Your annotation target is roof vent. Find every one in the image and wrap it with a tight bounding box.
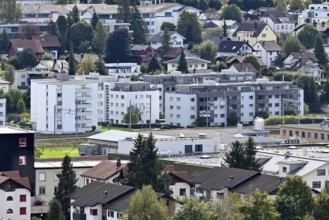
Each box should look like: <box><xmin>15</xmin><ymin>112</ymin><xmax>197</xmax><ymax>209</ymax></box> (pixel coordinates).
<box><xmin>229</xmin><ymin>176</ymin><xmax>234</xmax><ymax>181</ymax></box>
<box><xmin>103</xmin><ymin>190</ymin><xmax>108</xmax><ymax>197</ymax></box>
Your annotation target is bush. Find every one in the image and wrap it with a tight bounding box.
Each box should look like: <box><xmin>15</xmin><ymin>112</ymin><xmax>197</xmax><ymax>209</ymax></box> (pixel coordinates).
<box><xmin>265</xmin><ymin>116</ymin><xmax>322</xmax><ymax>125</ymax></box>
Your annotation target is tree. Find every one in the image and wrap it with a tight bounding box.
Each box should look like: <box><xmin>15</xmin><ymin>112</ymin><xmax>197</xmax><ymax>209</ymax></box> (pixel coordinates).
<box><xmin>161</xmin><ymin>22</ymin><xmax>176</xmax><ymax>31</ymax></box>
<box><xmin>223</xmin><ymin>19</ymin><xmax>227</xmax><ymax>37</ymax></box>
<box><xmin>105</xmin><ymin>29</ymin><xmax>131</xmax><ymax>63</ymax></box>
<box><xmin>124</xmin><ymin>185</ymin><xmax>169</xmax><ymax>220</ymax></box>
<box><xmin>47</xmin><ymin>199</ymin><xmax>65</xmax><ymax>220</ymax></box>
<box><xmin>123</xmin><ymin>105</ymin><xmax>141</xmax><ymax>125</ymax></box>
<box><xmin>209</xmin><ymin>193</ymin><xmax>244</xmax><ymax>220</ymax></box>
<box><xmin>297</xmin><ymin>24</ymin><xmax>320</xmax><ymax>49</ymax></box>
<box><xmin>55</xmin><ymin>155</ymin><xmax>78</xmax><ymax>220</ymax></box>
<box><xmin>77</xmin><ymin>56</ymin><xmax>95</xmax><ymax>75</ymax></box>
<box><xmin>209</xmin><ymin>0</ymin><xmax>222</xmax><ymax>10</ymax></box>
<box><xmin>192</xmin><ymin>116</ymin><xmax>207</xmax><ymax>127</ymax></box>
<box><xmin>69</xmin><ymin>21</ymin><xmax>93</xmax><ymax>52</ymax></box>
<box><xmin>174</xmin><ymin>199</ymin><xmax>218</xmax><ymax>220</ymax></box>
<box><xmin>289</xmin><ymin>0</ymin><xmax>304</xmax><ymax>11</ymax></box>
<box><xmin>313</xmin><ymin>190</ymin><xmax>329</xmax><ymax>220</ymax></box>
<box><xmin>116</xmin><ymin>0</ymin><xmax>130</xmax><ymax>23</ymax></box>
<box><xmin>47</xmin><ymin>21</ymin><xmax>58</xmax><ymax>36</ymax></box>
<box><xmin>19</xmin><ymin>48</ymin><xmax>38</xmax><ymax>68</ymax></box>
<box><xmin>215</xmin><ymin>62</ymin><xmax>228</xmax><ymax>72</ymax></box>
<box><xmin>195</xmin><ymin>40</ymin><xmax>217</xmax><ymax>63</ymax></box>
<box><xmin>242</xmin><ymin>54</ymin><xmax>261</xmax><ymax>70</ymax></box>
<box><xmin>3</xmin><ymin>92</ymin><xmax>13</xmax><ymax>113</ymax></box>
<box><xmin>125</xmin><ymin>134</ymin><xmax>170</xmax><ymax>194</ymax></box>
<box><xmin>244</xmin><ymin>137</ymin><xmax>262</xmax><ymax>171</ymax></box>
<box><xmin>16</xmin><ymin>98</ymin><xmax>26</xmax><ymax>114</ymax></box>
<box><xmin>90</xmin><ymin>9</ymin><xmax>99</xmax><ymax>29</ymax></box>
<box><xmin>177</xmin><ymin>50</ymin><xmax>188</xmax><ymax>73</ymax></box>
<box><xmin>56</xmin><ymin>15</ymin><xmax>67</xmax><ymax>52</ymax></box>
<box><xmin>95</xmin><ymin>57</ymin><xmax>107</xmax><ymax>75</ymax></box>
<box><xmin>276</xmin><ymin>0</ymin><xmax>287</xmax><ymax>11</ymax></box>
<box><xmin>70</xmin><ymin>5</ymin><xmax>80</xmax><ymax>23</ymax></box>
<box><xmin>0</xmin><ymin>0</ymin><xmax>22</xmax><ymax>23</ymax></box>
<box><xmin>314</xmin><ymin>34</ymin><xmax>328</xmax><ymax>66</ymax></box>
<box><xmin>0</xmin><ymin>29</ymin><xmax>9</xmax><ymax>52</ymax></box>
<box><xmin>20</xmin><ymin>24</ymin><xmax>40</xmax><ymax>39</ymax></box>
<box><xmin>224</xmin><ymin>140</ymin><xmax>245</xmax><ymax>169</ymax></box>
<box><xmin>227</xmin><ymin>112</ymin><xmax>239</xmax><ymax>126</ymax></box>
<box><xmin>296</xmin><ymin>74</ymin><xmax>318</xmax><ymax>104</ymax></box>
<box><xmin>130</xmin><ymin>3</ymin><xmax>148</xmax><ymax>44</ymax></box>
<box><xmin>273</xmin><ymin>52</ymin><xmax>284</xmax><ymax>68</ymax></box>
<box><xmin>92</xmin><ymin>22</ymin><xmax>107</xmax><ymax>55</ymax></box>
<box><xmin>199</xmin><ymin>0</ymin><xmax>208</xmax><ymax>11</ymax></box>
<box><xmin>240</xmin><ymin>191</ymin><xmax>280</xmax><ymax>220</ymax></box>
<box><xmin>147</xmin><ymin>56</ymin><xmax>162</xmax><ymax>73</ymax></box>
<box><xmin>275</xmin><ymin>176</ymin><xmax>314</xmax><ymax>220</ymax></box>
<box><xmin>161</xmin><ymin>29</ymin><xmax>172</xmax><ymax>55</ymax></box>
<box><xmin>176</xmin><ymin>11</ymin><xmax>202</xmax><ymax>44</ymax></box>
<box><xmin>68</xmin><ymin>42</ymin><xmax>76</xmax><ymax>75</ymax></box>
<box><xmin>282</xmin><ymin>36</ymin><xmax>304</xmax><ymax>55</ymax></box>
<box><xmin>3</xmin><ymin>64</ymin><xmax>15</xmax><ymax>85</ymax></box>
<box><xmin>221</xmin><ymin>5</ymin><xmax>243</xmax><ymax>23</ymax></box>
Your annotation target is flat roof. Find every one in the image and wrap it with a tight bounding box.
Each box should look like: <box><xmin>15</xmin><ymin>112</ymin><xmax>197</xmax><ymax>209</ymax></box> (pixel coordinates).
<box><xmin>0</xmin><ymin>127</ymin><xmax>34</xmax><ymax>134</ymax></box>
<box><xmin>35</xmin><ymin>160</ymin><xmax>102</xmax><ymax>169</ymax></box>
<box><xmin>279</xmin><ymin>124</ymin><xmax>329</xmax><ymax>131</ymax></box>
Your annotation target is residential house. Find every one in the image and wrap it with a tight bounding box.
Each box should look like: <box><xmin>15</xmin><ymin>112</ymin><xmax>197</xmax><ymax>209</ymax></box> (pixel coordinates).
<box><xmin>31</xmin><ymin>35</ymin><xmax>61</xmax><ymax>59</ymax></box>
<box><xmin>253</xmin><ymin>41</ymin><xmax>281</xmax><ymax>67</ymax></box>
<box><xmin>161</xmin><ymin>47</ymin><xmax>193</xmax><ymax>62</ymax></box>
<box><xmin>0</xmin><ymin>79</ymin><xmax>11</xmax><ymax>93</ymax></box>
<box><xmin>217</xmin><ymin>40</ymin><xmax>253</xmax><ymax>60</ymax></box>
<box><xmin>225</xmin><ymin>56</ymin><xmax>266</xmax><ymax>69</ymax></box>
<box><xmin>164</xmin><ymin>57</ymin><xmax>211</xmax><ymax>73</ymax></box>
<box><xmin>13</xmin><ymin>70</ymin><xmax>54</xmax><ymax>92</ymax></box>
<box><xmin>283</xmin><ymin>51</ymin><xmax>323</xmax><ymax>83</ymax></box>
<box><xmin>0</xmin><ymin>171</ymin><xmax>32</xmax><ymax>220</ymax></box>
<box><xmin>68</xmin><ymin>181</ymin><xmax>176</xmax><ymax>220</ymax></box>
<box><xmin>81</xmin><ymin>160</ymin><xmax>127</xmax><ymax>186</ymax></box>
<box><xmin>6</xmin><ymin>39</ymin><xmax>45</xmax><ymax>57</ymax></box>
<box><xmin>33</xmin><ymin>59</ymin><xmax>69</xmax><ymax>73</ymax></box>
<box><xmin>131</xmin><ymin>45</ymin><xmax>159</xmax><ymax>65</ymax></box>
<box><xmin>204</xmin><ymin>20</ymin><xmax>240</xmax><ymax>36</ymax></box>
<box><xmin>150</xmin><ymin>31</ymin><xmax>185</xmax><ymax>49</ymax></box>
<box><xmin>190</xmin><ymin>167</ymin><xmax>285</xmax><ymax>200</ymax></box>
<box><xmin>0</xmin><ymin>98</ymin><xmax>6</xmax><ymax>127</ymax></box>
<box><xmin>299</xmin><ymin>2</ymin><xmax>329</xmax><ymax>25</ymax></box>
<box><xmin>229</xmin><ymin>63</ymin><xmax>259</xmax><ymax>74</ymax></box>
<box><xmin>232</xmin><ymin>21</ymin><xmax>277</xmax><ymax>46</ymax></box>
<box><xmin>105</xmin><ymin>63</ymin><xmax>141</xmax><ymax>78</ymax></box>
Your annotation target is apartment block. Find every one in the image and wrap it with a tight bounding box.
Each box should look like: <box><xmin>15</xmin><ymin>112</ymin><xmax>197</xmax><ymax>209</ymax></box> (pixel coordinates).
<box><xmin>0</xmin><ymin>98</ymin><xmax>6</xmax><ymax>127</ymax></box>
<box><xmin>300</xmin><ymin>2</ymin><xmax>329</xmax><ymax>25</ymax></box>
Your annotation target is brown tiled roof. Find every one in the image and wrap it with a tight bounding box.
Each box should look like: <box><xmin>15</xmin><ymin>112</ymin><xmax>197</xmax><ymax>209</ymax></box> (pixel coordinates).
<box><xmin>0</xmin><ymin>171</ymin><xmax>32</xmax><ymax>191</ymax></box>
<box><xmin>81</xmin><ymin>160</ymin><xmax>127</xmax><ymax>180</ymax></box>
<box><xmin>0</xmin><ymin>171</ymin><xmax>21</xmax><ymax>178</ymax></box>
<box><xmin>10</xmin><ymin>39</ymin><xmax>44</xmax><ymax>54</ymax></box>
<box><xmin>32</xmin><ymin>35</ymin><xmax>61</xmax><ymax>48</ymax></box>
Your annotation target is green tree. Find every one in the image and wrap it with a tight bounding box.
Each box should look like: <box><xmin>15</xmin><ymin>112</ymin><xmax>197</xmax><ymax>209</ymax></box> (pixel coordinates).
<box><xmin>3</xmin><ymin>92</ymin><xmax>13</xmax><ymax>113</ymax></box>
<box><xmin>209</xmin><ymin>193</ymin><xmax>244</xmax><ymax>220</ymax></box>
<box><xmin>54</xmin><ymin>155</ymin><xmax>78</xmax><ymax>220</ymax></box>
<box><xmin>47</xmin><ymin>199</ymin><xmax>65</xmax><ymax>220</ymax></box>
<box><xmin>313</xmin><ymin>189</ymin><xmax>329</xmax><ymax>220</ymax></box>
<box><xmin>0</xmin><ymin>0</ymin><xmax>22</xmax><ymax>23</ymax></box>
<box><xmin>125</xmin><ymin>134</ymin><xmax>170</xmax><ymax>194</ymax></box>
<box><xmin>161</xmin><ymin>29</ymin><xmax>172</xmax><ymax>55</ymax></box>
<box><xmin>297</xmin><ymin>24</ymin><xmax>320</xmax><ymax>49</ymax></box>
<box><xmin>130</xmin><ymin>3</ymin><xmax>148</xmax><ymax>44</ymax></box>
<box><xmin>273</xmin><ymin>52</ymin><xmax>284</xmax><ymax>68</ymax></box>
<box><xmin>314</xmin><ymin>34</ymin><xmax>328</xmax><ymax>66</ymax></box>
<box><xmin>16</xmin><ymin>98</ymin><xmax>25</xmax><ymax>114</ymax></box>
<box><xmin>192</xmin><ymin>116</ymin><xmax>207</xmax><ymax>127</ymax></box>
<box><xmin>147</xmin><ymin>56</ymin><xmax>162</xmax><ymax>73</ymax></box>
<box><xmin>19</xmin><ymin>48</ymin><xmax>38</xmax><ymax>68</ymax></box>
<box><xmin>215</xmin><ymin>62</ymin><xmax>228</xmax><ymax>72</ymax></box>
<box><xmin>177</xmin><ymin>50</ymin><xmax>188</xmax><ymax>73</ymax></box>
<box><xmin>56</xmin><ymin>15</ymin><xmax>67</xmax><ymax>52</ymax></box>
<box><xmin>296</xmin><ymin>74</ymin><xmax>318</xmax><ymax>104</ymax></box>
<box><xmin>221</xmin><ymin>4</ymin><xmax>243</xmax><ymax>23</ymax></box>
<box><xmin>244</xmin><ymin>137</ymin><xmax>262</xmax><ymax>171</ymax></box>
<box><xmin>161</xmin><ymin>22</ymin><xmax>176</xmax><ymax>31</ymax></box>
<box><xmin>209</xmin><ymin>0</ymin><xmax>222</xmax><ymax>10</ymax></box>
<box><xmin>68</xmin><ymin>42</ymin><xmax>76</xmax><ymax>75</ymax></box>
<box><xmin>276</xmin><ymin>0</ymin><xmax>287</xmax><ymax>11</ymax></box>
<box><xmin>0</xmin><ymin>29</ymin><xmax>9</xmax><ymax>52</ymax></box>
<box><xmin>69</xmin><ymin>21</ymin><xmax>93</xmax><ymax>52</ymax></box>
<box><xmin>92</xmin><ymin>21</ymin><xmax>107</xmax><ymax>55</ymax></box>
<box><xmin>275</xmin><ymin>176</ymin><xmax>314</xmax><ymax>220</ymax></box>
<box><xmin>70</xmin><ymin>5</ymin><xmax>80</xmax><ymax>23</ymax></box>
<box><xmin>242</xmin><ymin>54</ymin><xmax>261</xmax><ymax>70</ymax></box>
<box><xmin>199</xmin><ymin>0</ymin><xmax>208</xmax><ymax>11</ymax></box>
<box><xmin>289</xmin><ymin>0</ymin><xmax>304</xmax><ymax>11</ymax></box>
<box><xmin>123</xmin><ymin>105</ymin><xmax>141</xmax><ymax>125</ymax></box>
<box><xmin>241</xmin><ymin>191</ymin><xmax>280</xmax><ymax>220</ymax></box>
<box><xmin>105</xmin><ymin>29</ymin><xmax>131</xmax><ymax>63</ymax></box>
<box><xmin>283</xmin><ymin>36</ymin><xmax>304</xmax><ymax>55</ymax></box>
<box><xmin>195</xmin><ymin>40</ymin><xmax>218</xmax><ymax>63</ymax></box>
<box><xmin>3</xmin><ymin>64</ymin><xmax>15</xmax><ymax>85</ymax></box>
<box><xmin>21</xmin><ymin>24</ymin><xmax>40</xmax><ymax>40</ymax></box>
<box><xmin>47</xmin><ymin>21</ymin><xmax>58</xmax><ymax>36</ymax></box>
<box><xmin>320</xmin><ymin>82</ymin><xmax>329</xmax><ymax>103</ymax></box>
<box><xmin>227</xmin><ymin>111</ymin><xmax>239</xmax><ymax>126</ymax></box>
<box><xmin>223</xmin><ymin>19</ymin><xmax>227</xmax><ymax>37</ymax></box>
<box><xmin>174</xmin><ymin>199</ymin><xmax>218</xmax><ymax>220</ymax></box>
<box><xmin>77</xmin><ymin>56</ymin><xmax>95</xmax><ymax>75</ymax></box>
<box><xmin>124</xmin><ymin>185</ymin><xmax>169</xmax><ymax>220</ymax></box>
<box><xmin>116</xmin><ymin>0</ymin><xmax>130</xmax><ymax>23</ymax></box>
<box><xmin>90</xmin><ymin>9</ymin><xmax>99</xmax><ymax>29</ymax></box>
<box><xmin>224</xmin><ymin>140</ymin><xmax>245</xmax><ymax>169</ymax></box>
<box><xmin>95</xmin><ymin>57</ymin><xmax>107</xmax><ymax>75</ymax></box>
<box><xmin>176</xmin><ymin>11</ymin><xmax>202</xmax><ymax>44</ymax></box>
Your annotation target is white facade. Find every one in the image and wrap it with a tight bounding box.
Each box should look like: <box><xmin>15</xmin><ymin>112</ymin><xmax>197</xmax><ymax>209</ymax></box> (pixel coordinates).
<box><xmin>253</xmin><ymin>42</ymin><xmax>280</xmax><ymax>67</ymax></box>
<box><xmin>31</xmin><ymin>77</ymin><xmax>102</xmax><ymax>134</ymax></box>
<box><xmin>170</xmin><ymin>182</ymin><xmax>191</xmax><ymax>200</ymax></box>
<box><xmin>216</xmin><ymin>43</ymin><xmax>253</xmax><ymax>59</ymax></box>
<box><xmin>151</xmin><ymin>31</ymin><xmax>185</xmax><ymax>49</ymax></box>
<box><xmin>0</xmin><ymin>187</ymin><xmax>31</xmax><ymax>220</ymax></box>
<box><xmin>17</xmin><ymin>0</ymin><xmax>53</xmax><ymax>6</ymax></box>
<box><xmin>260</xmin><ymin>17</ymin><xmax>295</xmax><ymax>34</ymax></box>
<box><xmin>165</xmin><ymin>57</ymin><xmax>210</xmax><ymax>73</ymax></box>
<box><xmin>0</xmin><ymin>98</ymin><xmax>6</xmax><ymax>127</ymax></box>
<box><xmin>107</xmin><ymin>89</ymin><xmax>159</xmax><ymax>125</ymax></box>
<box><xmin>300</xmin><ymin>2</ymin><xmax>329</xmax><ymax>25</ymax></box>
<box><xmin>105</xmin><ymin>63</ymin><xmax>141</xmax><ymax>78</ymax></box>
<box><xmin>71</xmin><ymin>202</ymin><xmax>103</xmax><ymax>220</ymax></box>
<box><xmin>240</xmin><ymin>92</ymin><xmax>256</xmax><ymax>123</ymax></box>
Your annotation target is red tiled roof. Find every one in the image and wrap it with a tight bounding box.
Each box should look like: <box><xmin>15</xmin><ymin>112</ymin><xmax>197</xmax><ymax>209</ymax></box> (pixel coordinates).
<box><xmin>10</xmin><ymin>39</ymin><xmax>44</xmax><ymax>54</ymax></box>
<box><xmin>0</xmin><ymin>171</ymin><xmax>32</xmax><ymax>191</ymax></box>
<box><xmin>0</xmin><ymin>170</ymin><xmax>21</xmax><ymax>178</ymax></box>
<box><xmin>32</xmin><ymin>35</ymin><xmax>61</xmax><ymax>48</ymax></box>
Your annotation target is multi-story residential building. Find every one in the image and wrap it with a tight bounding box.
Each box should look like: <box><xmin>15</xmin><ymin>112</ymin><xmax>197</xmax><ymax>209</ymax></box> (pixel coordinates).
<box><xmin>105</xmin><ymin>63</ymin><xmax>141</xmax><ymax>78</ymax></box>
<box><xmin>0</xmin><ymin>128</ymin><xmax>35</xmax><ymax>193</ymax></box>
<box><xmin>0</xmin><ymin>171</ymin><xmax>32</xmax><ymax>220</ymax></box>
<box><xmin>31</xmin><ymin>74</ymin><xmax>103</xmax><ymax>134</ymax></box>
<box><xmin>0</xmin><ymin>23</ymin><xmax>48</xmax><ymax>39</ymax></box>
<box><xmin>253</xmin><ymin>41</ymin><xmax>281</xmax><ymax>67</ymax></box>
<box><xmin>13</xmin><ymin>70</ymin><xmax>54</xmax><ymax>92</ymax></box>
<box><xmin>300</xmin><ymin>2</ymin><xmax>329</xmax><ymax>25</ymax></box>
<box><xmin>0</xmin><ymin>98</ymin><xmax>6</xmax><ymax>127</ymax></box>
<box><xmin>105</xmin><ymin>81</ymin><xmax>159</xmax><ymax>125</ymax></box>
<box><xmin>17</xmin><ymin>0</ymin><xmax>53</xmax><ymax>6</ymax></box>
<box><xmin>165</xmin><ymin>78</ymin><xmax>304</xmax><ymax>127</ymax></box>
<box><xmin>257</xmin><ymin>9</ymin><xmax>296</xmax><ymax>34</ymax></box>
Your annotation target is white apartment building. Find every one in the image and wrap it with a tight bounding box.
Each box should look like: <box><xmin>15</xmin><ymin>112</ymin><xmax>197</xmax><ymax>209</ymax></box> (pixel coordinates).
<box><xmin>31</xmin><ymin>74</ymin><xmax>102</xmax><ymax>134</ymax></box>
<box><xmin>105</xmin><ymin>63</ymin><xmax>141</xmax><ymax>78</ymax></box>
<box><xmin>300</xmin><ymin>2</ymin><xmax>329</xmax><ymax>25</ymax></box>
<box><xmin>0</xmin><ymin>98</ymin><xmax>6</xmax><ymax>128</ymax></box>
<box><xmin>106</xmin><ymin>81</ymin><xmax>159</xmax><ymax>125</ymax></box>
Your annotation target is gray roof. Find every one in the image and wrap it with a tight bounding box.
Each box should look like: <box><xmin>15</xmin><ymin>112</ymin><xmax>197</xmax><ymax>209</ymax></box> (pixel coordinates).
<box><xmin>255</xmin><ymin>41</ymin><xmax>281</xmax><ymax>52</ymax></box>
<box><xmin>131</xmin><ymin>45</ymin><xmax>150</xmax><ymax>51</ymax></box>
<box><xmin>151</xmin><ymin>31</ymin><xmax>185</xmax><ymax>43</ymax></box>
<box><xmin>233</xmin><ymin>21</ymin><xmax>268</xmax><ymax>37</ymax></box>
<box><xmin>230</xmin><ymin>63</ymin><xmax>258</xmax><ymax>73</ymax></box>
<box><xmin>218</xmin><ymin>40</ymin><xmax>252</xmax><ymax>53</ymax></box>
<box><xmin>164</xmin><ymin>56</ymin><xmax>211</xmax><ymax>64</ymax></box>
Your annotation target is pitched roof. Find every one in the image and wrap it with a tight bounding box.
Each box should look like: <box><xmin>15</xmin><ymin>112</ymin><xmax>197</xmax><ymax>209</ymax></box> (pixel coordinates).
<box><xmin>230</xmin><ymin>63</ymin><xmax>258</xmax><ymax>73</ymax></box>
<box><xmin>164</xmin><ymin>56</ymin><xmax>211</xmax><ymax>64</ymax></box>
<box><xmin>32</xmin><ymin>35</ymin><xmax>61</xmax><ymax>48</ymax></box>
<box><xmin>151</xmin><ymin>31</ymin><xmax>185</xmax><ymax>43</ymax></box>
<box><xmin>0</xmin><ymin>171</ymin><xmax>32</xmax><ymax>191</ymax></box>
<box><xmin>9</xmin><ymin>39</ymin><xmax>44</xmax><ymax>54</ymax></box>
<box><xmin>162</xmin><ymin>47</ymin><xmax>193</xmax><ymax>60</ymax></box>
<box><xmin>81</xmin><ymin>160</ymin><xmax>127</xmax><ymax>180</ymax></box>
<box><xmin>131</xmin><ymin>45</ymin><xmax>150</xmax><ymax>51</ymax></box>
<box><xmin>233</xmin><ymin>21</ymin><xmax>268</xmax><ymax>37</ymax></box>
<box><xmin>218</xmin><ymin>40</ymin><xmax>251</xmax><ymax>53</ymax></box>
<box><xmin>190</xmin><ymin>167</ymin><xmax>259</xmax><ymax>191</ymax></box>
<box><xmin>255</xmin><ymin>41</ymin><xmax>281</xmax><ymax>51</ymax></box>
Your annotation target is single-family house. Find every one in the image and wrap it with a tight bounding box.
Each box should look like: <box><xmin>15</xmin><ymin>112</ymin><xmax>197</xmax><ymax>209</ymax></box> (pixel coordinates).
<box><xmin>33</xmin><ymin>59</ymin><xmax>69</xmax><ymax>73</ymax></box>
<box><xmin>229</xmin><ymin>63</ymin><xmax>259</xmax><ymax>74</ymax></box>
<box><xmin>6</xmin><ymin>39</ymin><xmax>44</xmax><ymax>57</ymax></box>
<box><xmin>0</xmin><ymin>79</ymin><xmax>11</xmax><ymax>92</ymax></box>
<box><xmin>151</xmin><ymin>31</ymin><xmax>185</xmax><ymax>49</ymax></box>
<box><xmin>131</xmin><ymin>45</ymin><xmax>159</xmax><ymax>65</ymax></box>
<box><xmin>31</xmin><ymin>35</ymin><xmax>61</xmax><ymax>59</ymax></box>
<box><xmin>161</xmin><ymin>47</ymin><xmax>193</xmax><ymax>61</ymax></box>
<box><xmin>232</xmin><ymin>21</ymin><xmax>277</xmax><ymax>46</ymax></box>
<box><xmin>253</xmin><ymin>41</ymin><xmax>281</xmax><ymax>67</ymax></box>
<box><xmin>164</xmin><ymin>57</ymin><xmax>211</xmax><ymax>73</ymax></box>
<box><xmin>204</xmin><ymin>20</ymin><xmax>240</xmax><ymax>36</ymax></box>
<box><xmin>217</xmin><ymin>40</ymin><xmax>253</xmax><ymax>60</ymax></box>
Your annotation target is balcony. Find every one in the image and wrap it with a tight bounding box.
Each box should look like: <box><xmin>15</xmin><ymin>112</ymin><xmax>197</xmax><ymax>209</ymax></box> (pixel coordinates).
<box><xmin>76</xmin><ymin>87</ymin><xmax>92</xmax><ymax>93</ymax></box>
<box><xmin>73</xmin><ymin>212</ymin><xmax>86</xmax><ymax>220</ymax></box>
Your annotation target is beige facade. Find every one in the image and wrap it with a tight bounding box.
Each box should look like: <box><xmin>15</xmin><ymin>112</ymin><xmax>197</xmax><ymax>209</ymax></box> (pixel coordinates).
<box><xmin>279</xmin><ymin>124</ymin><xmax>329</xmax><ymax>143</ymax></box>
<box><xmin>235</xmin><ymin>25</ymin><xmax>277</xmax><ymax>46</ymax></box>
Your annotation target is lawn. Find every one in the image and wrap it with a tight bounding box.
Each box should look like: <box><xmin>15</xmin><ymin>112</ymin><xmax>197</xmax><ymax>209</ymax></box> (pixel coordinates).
<box><xmin>39</xmin><ymin>147</ymin><xmax>80</xmax><ymax>158</ymax></box>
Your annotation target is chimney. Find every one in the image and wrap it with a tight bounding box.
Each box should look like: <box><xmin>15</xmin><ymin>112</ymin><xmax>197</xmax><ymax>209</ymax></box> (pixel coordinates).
<box><xmin>116</xmin><ymin>159</ymin><xmax>121</xmax><ymax>168</ymax></box>
<box><xmin>52</xmin><ymin>58</ymin><xmax>57</xmax><ymax>71</ymax></box>
<box><xmin>254</xmin><ymin>21</ymin><xmax>257</xmax><ymax>28</ymax></box>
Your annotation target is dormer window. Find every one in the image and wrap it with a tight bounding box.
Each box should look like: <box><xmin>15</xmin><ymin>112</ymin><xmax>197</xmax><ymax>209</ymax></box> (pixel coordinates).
<box><xmin>282</xmin><ymin>167</ymin><xmax>287</xmax><ymax>173</ymax></box>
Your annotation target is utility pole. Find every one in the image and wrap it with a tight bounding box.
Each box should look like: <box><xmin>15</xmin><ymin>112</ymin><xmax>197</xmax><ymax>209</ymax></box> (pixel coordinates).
<box><xmin>75</xmin><ymin>98</ymin><xmax>78</xmax><ymax>147</ymax></box>
<box><xmin>53</xmin><ymin>105</ymin><xmax>56</xmax><ymax>134</ymax></box>
<box><xmin>149</xmin><ymin>95</ymin><xmax>151</xmax><ymax>130</ymax></box>
<box><xmin>129</xmin><ymin>100</ymin><xmax>132</xmax><ymax>131</ymax></box>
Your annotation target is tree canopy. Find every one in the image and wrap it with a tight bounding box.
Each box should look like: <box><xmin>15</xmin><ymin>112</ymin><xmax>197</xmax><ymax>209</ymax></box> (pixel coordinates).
<box><xmin>195</xmin><ymin>40</ymin><xmax>218</xmax><ymax>63</ymax></box>
<box><xmin>69</xmin><ymin>21</ymin><xmax>93</xmax><ymax>52</ymax></box>
<box><xmin>221</xmin><ymin>4</ymin><xmax>243</xmax><ymax>23</ymax></box>
<box><xmin>282</xmin><ymin>36</ymin><xmax>304</xmax><ymax>55</ymax></box>
<box><xmin>0</xmin><ymin>0</ymin><xmax>22</xmax><ymax>23</ymax></box>
<box><xmin>297</xmin><ymin>24</ymin><xmax>320</xmax><ymax>49</ymax></box>
<box><xmin>242</xmin><ymin>54</ymin><xmax>261</xmax><ymax>70</ymax></box>
<box><xmin>105</xmin><ymin>29</ymin><xmax>131</xmax><ymax>63</ymax></box>
<box><xmin>77</xmin><ymin>56</ymin><xmax>95</xmax><ymax>75</ymax></box>
<box><xmin>47</xmin><ymin>199</ymin><xmax>65</xmax><ymax>220</ymax></box>
<box><xmin>176</xmin><ymin>11</ymin><xmax>202</xmax><ymax>44</ymax></box>
<box><xmin>92</xmin><ymin>21</ymin><xmax>107</xmax><ymax>55</ymax></box>
<box><xmin>314</xmin><ymin>34</ymin><xmax>328</xmax><ymax>66</ymax></box>
<box><xmin>177</xmin><ymin>50</ymin><xmax>188</xmax><ymax>73</ymax></box>
<box><xmin>123</xmin><ymin>105</ymin><xmax>141</xmax><ymax>125</ymax></box>
<box><xmin>174</xmin><ymin>199</ymin><xmax>218</xmax><ymax>220</ymax></box>
<box><xmin>147</xmin><ymin>56</ymin><xmax>162</xmax><ymax>73</ymax></box>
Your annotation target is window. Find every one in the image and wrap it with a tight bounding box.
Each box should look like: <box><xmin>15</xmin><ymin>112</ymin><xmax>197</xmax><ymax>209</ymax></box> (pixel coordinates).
<box><xmin>108</xmin><ymin>210</ymin><xmax>114</xmax><ymax>217</ymax></box>
<box><xmin>321</xmin><ymin>133</ymin><xmax>325</xmax><ymax>140</ymax></box>
<box><xmin>7</xmin><ymin>196</ymin><xmax>13</xmax><ymax>201</ymax></box>
<box><xmin>190</xmin><ymin>98</ymin><xmax>195</xmax><ymax>102</ymax></box>
<box><xmin>7</xmin><ymin>209</ymin><xmax>13</xmax><ymax>214</ymax></box>
<box><xmin>177</xmin><ymin>97</ymin><xmax>181</xmax><ymax>101</ymax></box>
<box><xmin>275</xmin><ymin>103</ymin><xmax>280</xmax><ymax>107</ymax></box>
<box><xmin>90</xmin><ymin>209</ymin><xmax>98</xmax><ymax>216</ymax></box>
<box><xmin>20</xmin><ymin>207</ymin><xmax>26</xmax><ymax>215</ymax></box>
<box><xmin>19</xmin><ymin>156</ymin><xmax>27</xmax><ymax>165</ymax></box>
<box><xmin>179</xmin><ymin>188</ymin><xmax>186</xmax><ymax>196</ymax></box>
<box><xmin>195</xmin><ymin>144</ymin><xmax>203</xmax><ymax>152</ymax></box>
<box><xmin>39</xmin><ymin>186</ymin><xmax>46</xmax><ymax>195</ymax></box>
<box><xmin>19</xmin><ymin>138</ymin><xmax>27</xmax><ymax>147</ymax></box>
<box><xmin>312</xmin><ymin>181</ymin><xmax>321</xmax><ymax>188</ymax></box>
<box><xmin>177</xmin><ymin>106</ymin><xmax>181</xmax><ymax>110</ymax></box>
<box><xmin>217</xmin><ymin>192</ymin><xmax>224</xmax><ymax>199</ymax></box>
<box><xmin>190</xmin><ymin>115</ymin><xmax>195</xmax><ymax>119</ymax></box>
<box><xmin>249</xmin><ymin>96</ymin><xmax>253</xmax><ymax>99</ymax></box>
<box><xmin>20</xmin><ymin>194</ymin><xmax>26</xmax><ymax>202</ymax></box>
<box><xmin>314</xmin><ymin>133</ymin><xmax>318</xmax><ymax>139</ymax></box>
<box><xmin>282</xmin><ymin>167</ymin><xmax>287</xmax><ymax>173</ymax></box>
<box><xmin>39</xmin><ymin>172</ymin><xmax>46</xmax><ymax>182</ymax></box>
<box><xmin>317</xmin><ymin>169</ymin><xmax>326</xmax><ymax>176</ymax></box>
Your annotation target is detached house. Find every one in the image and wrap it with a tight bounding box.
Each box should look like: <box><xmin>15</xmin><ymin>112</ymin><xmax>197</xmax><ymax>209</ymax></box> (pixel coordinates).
<box><xmin>232</xmin><ymin>21</ymin><xmax>277</xmax><ymax>46</ymax></box>
<box><xmin>253</xmin><ymin>41</ymin><xmax>281</xmax><ymax>67</ymax></box>
<box><xmin>31</xmin><ymin>35</ymin><xmax>61</xmax><ymax>59</ymax></box>
<box><xmin>217</xmin><ymin>40</ymin><xmax>253</xmax><ymax>60</ymax></box>
<box><xmin>131</xmin><ymin>45</ymin><xmax>159</xmax><ymax>65</ymax></box>
<box><xmin>151</xmin><ymin>31</ymin><xmax>185</xmax><ymax>49</ymax></box>
<box><xmin>6</xmin><ymin>39</ymin><xmax>44</xmax><ymax>57</ymax></box>
<box><xmin>164</xmin><ymin>57</ymin><xmax>211</xmax><ymax>73</ymax></box>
